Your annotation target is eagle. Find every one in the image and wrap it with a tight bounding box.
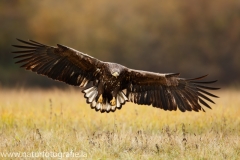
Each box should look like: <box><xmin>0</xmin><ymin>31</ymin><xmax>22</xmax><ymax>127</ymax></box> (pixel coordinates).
<box><xmin>12</xmin><ymin>39</ymin><xmax>219</xmax><ymax>113</ymax></box>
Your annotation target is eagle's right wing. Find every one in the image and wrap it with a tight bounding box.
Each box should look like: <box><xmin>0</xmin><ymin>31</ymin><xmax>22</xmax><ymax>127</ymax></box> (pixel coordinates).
<box><xmin>124</xmin><ymin>69</ymin><xmax>219</xmax><ymax>112</ymax></box>
<box><xmin>12</xmin><ymin>39</ymin><xmax>103</xmax><ymax>87</ymax></box>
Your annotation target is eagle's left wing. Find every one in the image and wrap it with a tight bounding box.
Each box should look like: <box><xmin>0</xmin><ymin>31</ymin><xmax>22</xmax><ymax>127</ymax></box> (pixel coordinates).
<box><xmin>12</xmin><ymin>39</ymin><xmax>103</xmax><ymax>87</ymax></box>
<box><xmin>124</xmin><ymin>69</ymin><xmax>219</xmax><ymax>112</ymax></box>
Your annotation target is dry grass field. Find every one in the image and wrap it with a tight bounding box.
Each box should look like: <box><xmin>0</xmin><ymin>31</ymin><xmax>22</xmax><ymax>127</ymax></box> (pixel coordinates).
<box><xmin>0</xmin><ymin>88</ymin><xmax>239</xmax><ymax>159</ymax></box>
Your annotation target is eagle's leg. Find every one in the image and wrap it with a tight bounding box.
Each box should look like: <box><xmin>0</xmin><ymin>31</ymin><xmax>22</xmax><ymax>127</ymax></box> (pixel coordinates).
<box><xmin>110</xmin><ymin>87</ymin><xmax>119</xmax><ymax>106</ymax></box>
<box><xmin>110</xmin><ymin>97</ymin><xmax>116</xmax><ymax>106</ymax></box>
<box><xmin>96</xmin><ymin>81</ymin><xmax>104</xmax><ymax>103</ymax></box>
<box><xmin>98</xmin><ymin>94</ymin><xmax>103</xmax><ymax>103</ymax></box>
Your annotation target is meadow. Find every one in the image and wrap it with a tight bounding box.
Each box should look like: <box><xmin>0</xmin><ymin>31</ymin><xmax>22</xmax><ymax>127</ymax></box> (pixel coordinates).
<box><xmin>0</xmin><ymin>88</ymin><xmax>239</xmax><ymax>159</ymax></box>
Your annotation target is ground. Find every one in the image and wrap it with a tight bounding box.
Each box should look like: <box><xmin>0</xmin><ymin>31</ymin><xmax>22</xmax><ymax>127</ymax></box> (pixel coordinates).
<box><xmin>0</xmin><ymin>88</ymin><xmax>239</xmax><ymax>159</ymax></box>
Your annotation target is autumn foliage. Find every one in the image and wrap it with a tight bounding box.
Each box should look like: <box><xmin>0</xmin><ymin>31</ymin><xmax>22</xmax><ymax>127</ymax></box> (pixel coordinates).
<box><xmin>0</xmin><ymin>0</ymin><xmax>239</xmax><ymax>87</ymax></box>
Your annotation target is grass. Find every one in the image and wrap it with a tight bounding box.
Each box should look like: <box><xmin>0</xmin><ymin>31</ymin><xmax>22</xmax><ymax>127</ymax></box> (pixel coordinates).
<box><xmin>0</xmin><ymin>88</ymin><xmax>239</xmax><ymax>159</ymax></box>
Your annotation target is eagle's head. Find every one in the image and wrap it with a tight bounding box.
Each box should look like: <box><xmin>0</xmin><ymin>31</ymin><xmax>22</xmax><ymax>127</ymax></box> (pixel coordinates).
<box><xmin>107</xmin><ymin>63</ymin><xmax>124</xmax><ymax>78</ymax></box>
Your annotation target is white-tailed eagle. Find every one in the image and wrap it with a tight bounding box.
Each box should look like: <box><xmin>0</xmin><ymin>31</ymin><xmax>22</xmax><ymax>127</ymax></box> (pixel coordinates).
<box><xmin>12</xmin><ymin>39</ymin><xmax>219</xmax><ymax>113</ymax></box>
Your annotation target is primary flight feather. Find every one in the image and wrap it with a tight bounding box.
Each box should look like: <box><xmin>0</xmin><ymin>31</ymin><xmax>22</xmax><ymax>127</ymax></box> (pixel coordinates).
<box><xmin>12</xmin><ymin>39</ymin><xmax>219</xmax><ymax>113</ymax></box>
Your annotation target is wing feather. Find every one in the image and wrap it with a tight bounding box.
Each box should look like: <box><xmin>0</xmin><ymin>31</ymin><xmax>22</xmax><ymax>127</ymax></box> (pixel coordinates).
<box><xmin>199</xmin><ymin>98</ymin><xmax>212</xmax><ymax>109</ymax></box>
<box><xmin>16</xmin><ymin>38</ymin><xmax>45</xmax><ymax>47</ymax></box>
<box><xmin>146</xmin><ymin>91</ymin><xmax>151</xmax><ymax>105</ymax></box>
<box><xmin>158</xmin><ymin>86</ymin><xmax>166</xmax><ymax>109</ymax></box>
<box><xmin>125</xmin><ymin>68</ymin><xmax>219</xmax><ymax>112</ymax></box>
<box><xmin>171</xmin><ymin>90</ymin><xmax>186</xmax><ymax>112</ymax></box>
<box><xmin>152</xmin><ymin>90</ymin><xmax>158</xmax><ymax>107</ymax></box>
<box><xmin>197</xmin><ymin>88</ymin><xmax>219</xmax><ymax>98</ymax></box>
<box><xmin>155</xmin><ymin>90</ymin><xmax>161</xmax><ymax>108</ymax></box>
<box><xmin>197</xmin><ymin>92</ymin><xmax>215</xmax><ymax>104</ymax></box>
<box><xmin>12</xmin><ymin>39</ymin><xmax>103</xmax><ymax>87</ymax></box>
<box><xmin>177</xmin><ymin>90</ymin><xmax>192</xmax><ymax>111</ymax></box>
<box><xmin>161</xmin><ymin>86</ymin><xmax>169</xmax><ymax>110</ymax></box>
<box><xmin>12</xmin><ymin>50</ymin><xmax>36</xmax><ymax>54</ymax></box>
<box><xmin>29</xmin><ymin>39</ymin><xmax>46</xmax><ymax>46</ymax></box>
<box><xmin>12</xmin><ymin>45</ymin><xmax>37</xmax><ymax>49</ymax></box>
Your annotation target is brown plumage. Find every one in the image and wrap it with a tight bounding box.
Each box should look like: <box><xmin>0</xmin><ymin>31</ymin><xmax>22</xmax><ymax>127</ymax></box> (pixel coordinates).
<box><xmin>12</xmin><ymin>39</ymin><xmax>220</xmax><ymax>113</ymax></box>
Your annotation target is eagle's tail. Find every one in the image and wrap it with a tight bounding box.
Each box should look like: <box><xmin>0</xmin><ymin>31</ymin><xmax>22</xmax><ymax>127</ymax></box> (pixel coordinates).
<box><xmin>83</xmin><ymin>86</ymin><xmax>98</xmax><ymax>104</ymax></box>
<box><xmin>83</xmin><ymin>86</ymin><xmax>128</xmax><ymax>113</ymax></box>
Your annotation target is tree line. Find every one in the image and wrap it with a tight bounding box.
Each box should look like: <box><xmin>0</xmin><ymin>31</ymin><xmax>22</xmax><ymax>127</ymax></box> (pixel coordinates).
<box><xmin>0</xmin><ymin>0</ymin><xmax>239</xmax><ymax>87</ymax></box>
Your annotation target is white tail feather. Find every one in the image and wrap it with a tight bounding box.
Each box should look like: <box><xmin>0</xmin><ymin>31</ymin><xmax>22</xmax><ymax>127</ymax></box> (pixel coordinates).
<box><xmin>83</xmin><ymin>86</ymin><xmax>98</xmax><ymax>103</ymax></box>
<box><xmin>106</xmin><ymin>102</ymin><xmax>111</xmax><ymax>112</ymax></box>
<box><xmin>85</xmin><ymin>89</ymin><xmax>95</xmax><ymax>97</ymax></box>
<box><xmin>105</xmin><ymin>99</ymin><xmax>111</xmax><ymax>112</ymax></box>
<box><xmin>96</xmin><ymin>103</ymin><xmax>101</xmax><ymax>110</ymax></box>
<box><xmin>88</xmin><ymin>91</ymin><xmax>98</xmax><ymax>103</ymax></box>
<box><xmin>83</xmin><ymin>87</ymin><xmax>128</xmax><ymax>112</ymax></box>
<box><xmin>117</xmin><ymin>95</ymin><xmax>121</xmax><ymax>108</ymax></box>
<box><xmin>119</xmin><ymin>91</ymin><xmax>128</xmax><ymax>101</ymax></box>
<box><xmin>83</xmin><ymin>86</ymin><xmax>95</xmax><ymax>94</ymax></box>
<box><xmin>111</xmin><ymin>105</ymin><xmax>116</xmax><ymax>111</ymax></box>
<box><xmin>91</xmin><ymin>100</ymin><xmax>97</xmax><ymax>107</ymax></box>
<box><xmin>116</xmin><ymin>91</ymin><xmax>128</xmax><ymax>108</ymax></box>
<box><xmin>118</xmin><ymin>93</ymin><xmax>124</xmax><ymax>103</ymax></box>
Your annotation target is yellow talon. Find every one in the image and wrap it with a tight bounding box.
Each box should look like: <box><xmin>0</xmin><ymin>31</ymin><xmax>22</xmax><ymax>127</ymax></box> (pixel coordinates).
<box><xmin>110</xmin><ymin>97</ymin><xmax>116</xmax><ymax>106</ymax></box>
<box><xmin>98</xmin><ymin>94</ymin><xmax>103</xmax><ymax>103</ymax></box>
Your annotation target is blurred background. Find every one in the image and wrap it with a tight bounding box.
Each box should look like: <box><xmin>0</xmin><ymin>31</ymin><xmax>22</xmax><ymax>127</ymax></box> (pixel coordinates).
<box><xmin>0</xmin><ymin>0</ymin><xmax>239</xmax><ymax>88</ymax></box>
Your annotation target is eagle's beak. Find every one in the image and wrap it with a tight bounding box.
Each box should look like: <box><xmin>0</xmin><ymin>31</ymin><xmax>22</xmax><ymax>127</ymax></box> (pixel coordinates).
<box><xmin>112</xmin><ymin>72</ymin><xmax>119</xmax><ymax>77</ymax></box>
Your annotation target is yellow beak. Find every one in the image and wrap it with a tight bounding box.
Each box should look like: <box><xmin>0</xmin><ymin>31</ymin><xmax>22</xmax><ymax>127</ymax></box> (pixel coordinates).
<box><xmin>112</xmin><ymin>72</ymin><xmax>119</xmax><ymax>77</ymax></box>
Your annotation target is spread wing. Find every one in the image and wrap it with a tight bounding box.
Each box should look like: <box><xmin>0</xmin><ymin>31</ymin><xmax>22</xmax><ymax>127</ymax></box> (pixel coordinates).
<box><xmin>125</xmin><ymin>69</ymin><xmax>219</xmax><ymax>112</ymax></box>
<box><xmin>12</xmin><ymin>39</ymin><xmax>103</xmax><ymax>87</ymax></box>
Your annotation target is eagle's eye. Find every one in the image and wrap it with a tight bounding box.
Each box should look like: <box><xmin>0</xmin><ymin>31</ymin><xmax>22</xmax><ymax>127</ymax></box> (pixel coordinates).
<box><xmin>111</xmin><ymin>72</ymin><xmax>119</xmax><ymax>77</ymax></box>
